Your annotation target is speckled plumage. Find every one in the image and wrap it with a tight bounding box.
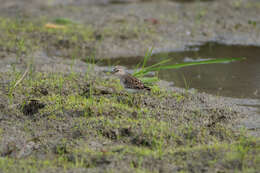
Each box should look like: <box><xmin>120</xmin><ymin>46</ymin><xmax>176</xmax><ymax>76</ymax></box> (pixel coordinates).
<box><xmin>120</xmin><ymin>73</ymin><xmax>150</xmax><ymax>90</ymax></box>
<box><xmin>112</xmin><ymin>66</ymin><xmax>151</xmax><ymax>91</ymax></box>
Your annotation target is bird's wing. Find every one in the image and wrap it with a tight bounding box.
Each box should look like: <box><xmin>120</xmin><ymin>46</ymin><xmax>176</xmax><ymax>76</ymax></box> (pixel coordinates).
<box><xmin>123</xmin><ymin>74</ymin><xmax>150</xmax><ymax>90</ymax></box>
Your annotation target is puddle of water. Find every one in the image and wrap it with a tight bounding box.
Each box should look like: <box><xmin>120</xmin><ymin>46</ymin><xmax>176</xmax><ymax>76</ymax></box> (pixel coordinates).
<box><xmin>100</xmin><ymin>42</ymin><xmax>260</xmax><ymax>100</ymax></box>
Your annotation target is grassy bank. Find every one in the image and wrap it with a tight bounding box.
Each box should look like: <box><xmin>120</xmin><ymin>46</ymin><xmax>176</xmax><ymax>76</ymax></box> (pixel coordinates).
<box><xmin>0</xmin><ymin>70</ymin><xmax>259</xmax><ymax>173</ymax></box>
<box><xmin>0</xmin><ymin>16</ymin><xmax>259</xmax><ymax>173</ymax></box>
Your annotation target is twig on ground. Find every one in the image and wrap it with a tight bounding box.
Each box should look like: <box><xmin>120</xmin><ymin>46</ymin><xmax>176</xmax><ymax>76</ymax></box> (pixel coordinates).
<box><xmin>13</xmin><ymin>64</ymin><xmax>30</xmax><ymax>89</ymax></box>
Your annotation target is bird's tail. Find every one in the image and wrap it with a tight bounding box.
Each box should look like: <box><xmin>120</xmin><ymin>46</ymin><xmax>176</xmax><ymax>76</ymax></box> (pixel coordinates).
<box><xmin>144</xmin><ymin>86</ymin><xmax>151</xmax><ymax>91</ymax></box>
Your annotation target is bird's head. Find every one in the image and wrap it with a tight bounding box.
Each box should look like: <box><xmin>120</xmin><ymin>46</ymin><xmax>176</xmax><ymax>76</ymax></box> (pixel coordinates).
<box><xmin>112</xmin><ymin>66</ymin><xmax>126</xmax><ymax>76</ymax></box>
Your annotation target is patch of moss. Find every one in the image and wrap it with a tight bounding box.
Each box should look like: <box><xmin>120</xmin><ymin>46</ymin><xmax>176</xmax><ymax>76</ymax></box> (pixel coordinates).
<box><xmin>0</xmin><ymin>17</ymin><xmax>95</xmax><ymax>59</ymax></box>
<box><xmin>0</xmin><ymin>70</ymin><xmax>259</xmax><ymax>173</ymax></box>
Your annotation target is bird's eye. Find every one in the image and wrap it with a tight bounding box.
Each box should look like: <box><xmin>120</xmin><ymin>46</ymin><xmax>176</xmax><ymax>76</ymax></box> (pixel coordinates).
<box><xmin>112</xmin><ymin>69</ymin><xmax>119</xmax><ymax>73</ymax></box>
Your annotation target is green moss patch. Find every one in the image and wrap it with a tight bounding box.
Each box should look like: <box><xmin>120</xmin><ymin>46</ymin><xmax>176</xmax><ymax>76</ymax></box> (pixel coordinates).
<box><xmin>0</xmin><ymin>71</ymin><xmax>259</xmax><ymax>172</ymax></box>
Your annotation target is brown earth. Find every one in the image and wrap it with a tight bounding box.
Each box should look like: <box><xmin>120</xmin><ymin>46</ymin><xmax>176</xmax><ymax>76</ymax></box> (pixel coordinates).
<box><xmin>0</xmin><ymin>0</ymin><xmax>259</xmax><ymax>172</ymax></box>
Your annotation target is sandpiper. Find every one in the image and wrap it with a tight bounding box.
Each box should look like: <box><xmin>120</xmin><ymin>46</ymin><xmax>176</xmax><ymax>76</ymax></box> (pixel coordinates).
<box><xmin>112</xmin><ymin>66</ymin><xmax>151</xmax><ymax>92</ymax></box>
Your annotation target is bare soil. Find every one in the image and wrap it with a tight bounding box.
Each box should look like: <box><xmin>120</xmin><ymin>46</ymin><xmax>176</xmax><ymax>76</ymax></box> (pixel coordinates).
<box><xmin>0</xmin><ymin>0</ymin><xmax>259</xmax><ymax>172</ymax></box>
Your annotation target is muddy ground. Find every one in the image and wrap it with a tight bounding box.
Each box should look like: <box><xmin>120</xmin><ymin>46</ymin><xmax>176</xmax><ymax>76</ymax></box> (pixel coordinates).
<box><xmin>0</xmin><ymin>0</ymin><xmax>260</xmax><ymax>172</ymax></box>
<box><xmin>0</xmin><ymin>0</ymin><xmax>260</xmax><ymax>58</ymax></box>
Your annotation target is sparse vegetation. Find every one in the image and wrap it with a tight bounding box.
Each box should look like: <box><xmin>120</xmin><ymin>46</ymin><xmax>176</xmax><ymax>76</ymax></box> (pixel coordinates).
<box><xmin>0</xmin><ymin>0</ymin><xmax>260</xmax><ymax>172</ymax></box>
<box><xmin>0</xmin><ymin>68</ymin><xmax>259</xmax><ymax>173</ymax></box>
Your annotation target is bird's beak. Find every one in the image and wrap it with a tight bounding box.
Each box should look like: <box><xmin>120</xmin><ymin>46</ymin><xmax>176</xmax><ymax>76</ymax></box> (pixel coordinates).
<box><xmin>111</xmin><ymin>70</ymin><xmax>117</xmax><ymax>74</ymax></box>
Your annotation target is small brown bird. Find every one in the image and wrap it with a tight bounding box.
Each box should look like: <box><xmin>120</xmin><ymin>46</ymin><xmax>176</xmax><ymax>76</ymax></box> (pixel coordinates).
<box><xmin>112</xmin><ymin>66</ymin><xmax>151</xmax><ymax>92</ymax></box>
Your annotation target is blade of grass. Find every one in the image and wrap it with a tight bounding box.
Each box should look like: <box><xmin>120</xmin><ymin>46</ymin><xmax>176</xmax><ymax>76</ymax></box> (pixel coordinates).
<box><xmin>139</xmin><ymin>77</ymin><xmax>159</xmax><ymax>84</ymax></box>
<box><xmin>142</xmin><ymin>47</ymin><xmax>153</xmax><ymax>69</ymax></box>
<box><xmin>53</xmin><ymin>18</ymin><xmax>73</xmax><ymax>25</ymax></box>
<box><xmin>141</xmin><ymin>57</ymin><xmax>245</xmax><ymax>73</ymax></box>
<box><xmin>134</xmin><ymin>61</ymin><xmax>142</xmax><ymax>74</ymax></box>
<box><xmin>134</xmin><ymin>59</ymin><xmax>171</xmax><ymax>77</ymax></box>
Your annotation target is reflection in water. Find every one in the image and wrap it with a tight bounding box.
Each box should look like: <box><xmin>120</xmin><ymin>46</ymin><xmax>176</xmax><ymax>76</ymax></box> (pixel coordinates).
<box><xmin>100</xmin><ymin>42</ymin><xmax>260</xmax><ymax>99</ymax></box>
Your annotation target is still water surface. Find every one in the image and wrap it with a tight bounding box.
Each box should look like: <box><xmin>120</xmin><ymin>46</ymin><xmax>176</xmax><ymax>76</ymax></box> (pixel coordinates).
<box><xmin>101</xmin><ymin>42</ymin><xmax>260</xmax><ymax>99</ymax></box>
